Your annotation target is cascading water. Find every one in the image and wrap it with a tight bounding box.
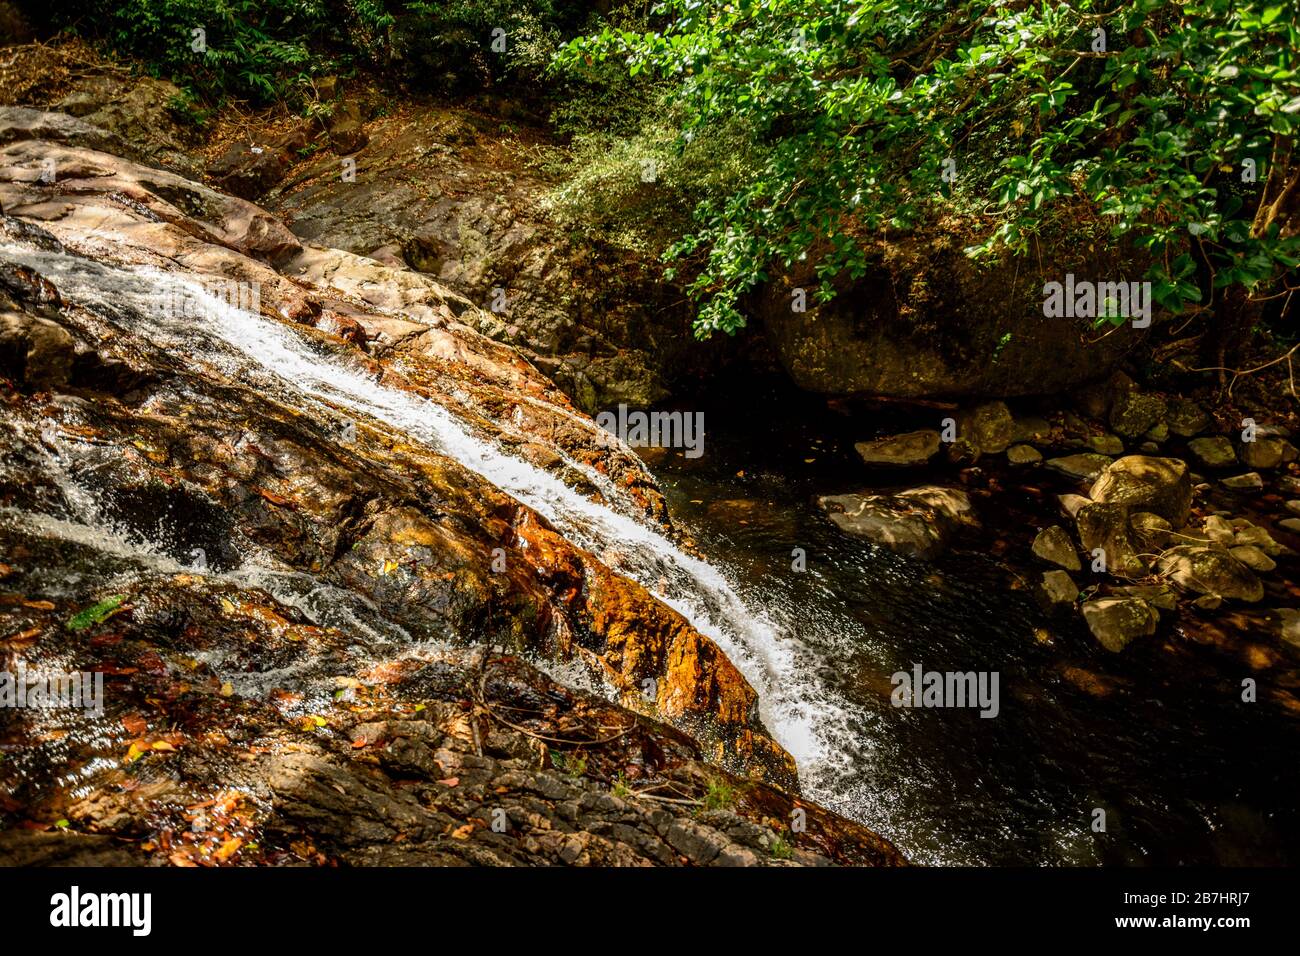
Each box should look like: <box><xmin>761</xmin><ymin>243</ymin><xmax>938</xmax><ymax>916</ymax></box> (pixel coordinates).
<box><xmin>0</xmin><ymin>243</ymin><xmax>877</xmax><ymax>837</ymax></box>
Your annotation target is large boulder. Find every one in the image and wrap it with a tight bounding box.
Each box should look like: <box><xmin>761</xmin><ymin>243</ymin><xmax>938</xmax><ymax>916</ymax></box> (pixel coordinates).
<box><xmin>758</xmin><ymin>234</ymin><xmax>1146</xmax><ymax>399</ymax></box>
<box><xmin>1088</xmin><ymin>455</ymin><xmax>1192</xmax><ymax>526</ymax></box>
<box><xmin>1155</xmin><ymin>546</ymin><xmax>1264</xmax><ymax>602</ymax></box>
<box><xmin>818</xmin><ymin>486</ymin><xmax>978</xmax><ymax>559</ymax></box>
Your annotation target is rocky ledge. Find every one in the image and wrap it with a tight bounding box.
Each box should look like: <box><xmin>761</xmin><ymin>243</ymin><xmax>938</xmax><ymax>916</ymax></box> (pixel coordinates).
<box><xmin>0</xmin><ymin>105</ymin><xmax>901</xmax><ymax>864</ymax></box>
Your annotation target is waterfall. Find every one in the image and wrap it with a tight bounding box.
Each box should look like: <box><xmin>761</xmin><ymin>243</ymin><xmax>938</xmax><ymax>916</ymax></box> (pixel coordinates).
<box><xmin>1</xmin><ymin>242</ymin><xmax>872</xmax><ymax>815</ymax></box>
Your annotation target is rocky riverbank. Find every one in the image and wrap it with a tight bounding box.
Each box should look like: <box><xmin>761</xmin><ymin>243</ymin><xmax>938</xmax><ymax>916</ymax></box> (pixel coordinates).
<box><xmin>0</xmin><ymin>65</ymin><xmax>904</xmax><ymax>864</ymax></box>
<box><xmin>816</xmin><ymin>380</ymin><xmax>1300</xmax><ymax>702</ymax></box>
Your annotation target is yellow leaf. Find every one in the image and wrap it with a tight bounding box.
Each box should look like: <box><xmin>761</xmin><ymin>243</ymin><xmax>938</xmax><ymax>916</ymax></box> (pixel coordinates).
<box><xmin>214</xmin><ymin>837</ymin><xmax>244</xmax><ymax>862</ymax></box>
<box><xmin>220</xmin><ymin>682</ymin><xmax>233</xmax><ymax>697</ymax></box>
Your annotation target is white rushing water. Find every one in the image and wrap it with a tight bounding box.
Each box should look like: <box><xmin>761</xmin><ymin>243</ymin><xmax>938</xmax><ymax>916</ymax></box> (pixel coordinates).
<box><xmin>1</xmin><ymin>244</ymin><xmax>871</xmax><ymax>799</ymax></box>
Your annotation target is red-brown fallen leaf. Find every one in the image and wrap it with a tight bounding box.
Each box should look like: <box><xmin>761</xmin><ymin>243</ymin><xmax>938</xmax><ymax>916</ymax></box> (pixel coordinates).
<box><xmin>351</xmin><ymin>738</ymin><xmax>368</xmax><ymax>749</ymax></box>
<box><xmin>449</xmin><ymin>824</ymin><xmax>474</xmax><ymax>840</ymax></box>
<box><xmin>3</xmin><ymin>626</ymin><xmax>40</xmax><ymax>646</ymax></box>
<box><xmin>256</xmin><ymin>486</ymin><xmax>295</xmax><ymax>508</ymax></box>
<box><xmin>437</xmin><ymin>777</ymin><xmax>459</xmax><ymax>787</ymax></box>
<box><xmin>168</xmin><ymin>852</ymin><xmax>199</xmax><ymax>867</ymax></box>
<box><xmin>121</xmin><ymin>714</ymin><xmax>148</xmax><ymax>736</ymax></box>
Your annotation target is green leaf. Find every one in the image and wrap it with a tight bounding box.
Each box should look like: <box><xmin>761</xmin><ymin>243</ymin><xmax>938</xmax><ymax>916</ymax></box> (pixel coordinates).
<box><xmin>67</xmin><ymin>595</ymin><xmax>127</xmax><ymax>632</ymax></box>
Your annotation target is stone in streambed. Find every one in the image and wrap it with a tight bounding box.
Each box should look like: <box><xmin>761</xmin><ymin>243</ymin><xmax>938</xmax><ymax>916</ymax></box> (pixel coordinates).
<box><xmin>1038</xmin><ymin>570</ymin><xmax>1078</xmax><ymax>610</ymax></box>
<box><xmin>1082</xmin><ymin>597</ymin><xmax>1159</xmax><ymax>652</ymax></box>
<box><xmin>1129</xmin><ymin>512</ymin><xmax>1173</xmax><ymax>552</ymax></box>
<box><xmin>817</xmin><ymin>486</ymin><xmax>978</xmax><ymax>560</ymax></box>
<box><xmin>1203</xmin><ymin>514</ymin><xmax>1236</xmax><ymax>545</ymax></box>
<box><xmin>1111</xmin><ymin>584</ymin><xmax>1178</xmax><ymax>612</ymax></box>
<box><xmin>1234</xmin><ymin>525</ymin><xmax>1288</xmax><ymax>556</ymax></box>
<box><xmin>1109</xmin><ymin>391</ymin><xmax>1166</xmax><ymax>439</ymax></box>
<box><xmin>1241</xmin><ymin>437</ymin><xmax>1298</xmax><ymax>470</ymax></box>
<box><xmin>1045</xmin><ymin>453</ymin><xmax>1112</xmax><ymax>481</ymax></box>
<box><xmin>1032</xmin><ymin>525</ymin><xmax>1081</xmax><ymax>571</ymax></box>
<box><xmin>1007</xmin><ymin>444</ymin><xmax>1042</xmax><ymax>465</ymax></box>
<box><xmin>1088</xmin><ymin>455</ymin><xmax>1192</xmax><ymax>525</ymax></box>
<box><xmin>1230</xmin><ymin>545</ymin><xmax>1276</xmax><ymax>573</ymax></box>
<box><xmin>1188</xmin><ymin>436</ymin><xmax>1236</xmax><ymax>469</ymax></box>
<box><xmin>1075</xmin><ymin>502</ymin><xmax>1147</xmax><ymax>578</ymax></box>
<box><xmin>1165</xmin><ymin>397</ymin><xmax>1211</xmax><ymax>438</ymax></box>
<box><xmin>957</xmin><ymin>401</ymin><xmax>1015</xmax><ymax>455</ymax></box>
<box><xmin>1088</xmin><ymin>434</ymin><xmax>1125</xmax><ymax>455</ymax></box>
<box><xmin>1156</xmin><ymin>546</ymin><xmax>1263</xmax><ymax>602</ymax></box>
<box><xmin>1221</xmin><ymin>472</ymin><xmax>1263</xmax><ymax>491</ymax></box>
<box><xmin>854</xmin><ymin>429</ymin><xmax>941</xmax><ymax>467</ymax></box>
<box><xmin>1057</xmin><ymin>493</ymin><xmax>1090</xmax><ymax>519</ymax></box>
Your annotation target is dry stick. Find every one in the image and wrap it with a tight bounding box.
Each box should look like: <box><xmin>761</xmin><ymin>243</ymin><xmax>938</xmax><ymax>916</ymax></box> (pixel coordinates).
<box><xmin>474</xmin><ymin>660</ymin><xmax>636</xmax><ymax>747</ymax></box>
<box><xmin>1183</xmin><ymin>340</ymin><xmax>1300</xmax><ymax>403</ymax></box>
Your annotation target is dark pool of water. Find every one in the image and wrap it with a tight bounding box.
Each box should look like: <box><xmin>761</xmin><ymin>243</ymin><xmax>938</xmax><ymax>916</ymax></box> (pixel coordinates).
<box><xmin>645</xmin><ymin>375</ymin><xmax>1300</xmax><ymax>865</ymax></box>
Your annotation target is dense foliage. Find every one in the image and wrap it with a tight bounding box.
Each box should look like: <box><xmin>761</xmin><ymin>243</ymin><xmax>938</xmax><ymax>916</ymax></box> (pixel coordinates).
<box><xmin>38</xmin><ymin>0</ymin><xmax>588</xmax><ymax>103</ymax></box>
<box><xmin>559</xmin><ymin>0</ymin><xmax>1300</xmax><ymax>345</ymax></box>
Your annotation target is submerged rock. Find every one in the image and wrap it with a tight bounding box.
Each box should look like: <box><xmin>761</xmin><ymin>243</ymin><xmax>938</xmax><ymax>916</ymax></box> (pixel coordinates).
<box><xmin>854</xmin><ymin>429</ymin><xmax>941</xmax><ymax>467</ymax></box>
<box><xmin>818</xmin><ymin>486</ymin><xmax>978</xmax><ymax>560</ymax></box>
<box><xmin>1007</xmin><ymin>443</ymin><xmax>1043</xmax><ymax>465</ymax></box>
<box><xmin>1045</xmin><ymin>453</ymin><xmax>1113</xmax><ymax>481</ymax></box>
<box><xmin>1221</xmin><ymin>472</ymin><xmax>1264</xmax><ymax>491</ymax></box>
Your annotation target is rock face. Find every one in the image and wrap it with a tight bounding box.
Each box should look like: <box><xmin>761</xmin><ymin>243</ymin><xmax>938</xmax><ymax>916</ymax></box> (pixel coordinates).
<box><xmin>818</xmin><ymin>486</ymin><xmax>978</xmax><ymax>559</ymax></box>
<box><xmin>0</xmin><ymin>43</ymin><xmax>718</xmax><ymax>415</ymax></box>
<box><xmin>1156</xmin><ymin>547</ymin><xmax>1264</xmax><ymax>602</ymax></box>
<box><xmin>757</xmin><ymin>234</ymin><xmax>1145</xmax><ymax>398</ymax></box>
<box><xmin>0</xmin><ymin>110</ymin><xmax>912</xmax><ymax>864</ymax></box>
<box><xmin>1089</xmin><ymin>455</ymin><xmax>1192</xmax><ymax>526</ymax></box>
<box><xmin>854</xmin><ymin>429</ymin><xmax>941</xmax><ymax>467</ymax></box>
<box><xmin>1082</xmin><ymin>597</ymin><xmax>1159</xmax><ymax>652</ymax></box>
<box><xmin>260</xmin><ymin>102</ymin><xmax>706</xmax><ymax>412</ymax></box>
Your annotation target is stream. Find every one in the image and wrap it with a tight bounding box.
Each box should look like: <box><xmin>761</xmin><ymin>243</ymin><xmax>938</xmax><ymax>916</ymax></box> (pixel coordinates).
<box><xmin>6</xmin><ymin>242</ymin><xmax>1300</xmax><ymax>865</ymax></box>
